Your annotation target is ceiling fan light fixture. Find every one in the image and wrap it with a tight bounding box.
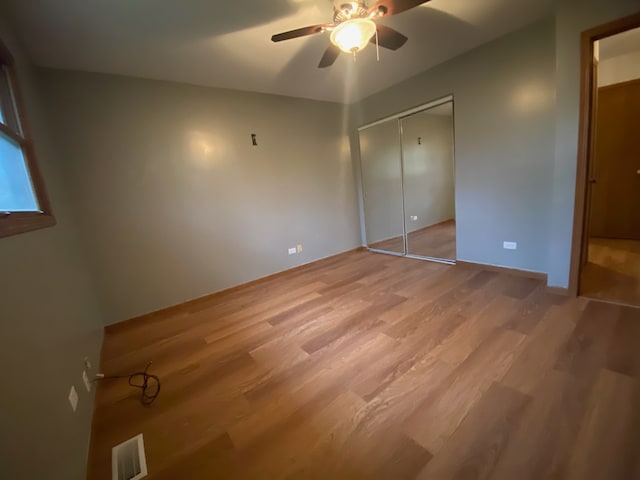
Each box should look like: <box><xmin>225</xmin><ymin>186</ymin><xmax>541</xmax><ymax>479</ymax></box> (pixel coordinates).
<box><xmin>330</xmin><ymin>18</ymin><xmax>377</xmax><ymax>54</ymax></box>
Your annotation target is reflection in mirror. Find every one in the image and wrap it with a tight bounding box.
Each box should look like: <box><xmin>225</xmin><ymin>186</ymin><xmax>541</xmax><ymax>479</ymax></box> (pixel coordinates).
<box><xmin>359</xmin><ymin>120</ymin><xmax>405</xmax><ymax>254</ymax></box>
<box><xmin>401</xmin><ymin>102</ymin><xmax>456</xmax><ymax>260</ymax></box>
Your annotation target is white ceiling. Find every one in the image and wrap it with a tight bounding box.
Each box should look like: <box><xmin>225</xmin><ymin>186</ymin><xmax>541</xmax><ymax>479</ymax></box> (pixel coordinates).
<box><xmin>4</xmin><ymin>0</ymin><xmax>554</xmax><ymax>104</ymax></box>
<box><xmin>599</xmin><ymin>26</ymin><xmax>640</xmax><ymax>61</ymax></box>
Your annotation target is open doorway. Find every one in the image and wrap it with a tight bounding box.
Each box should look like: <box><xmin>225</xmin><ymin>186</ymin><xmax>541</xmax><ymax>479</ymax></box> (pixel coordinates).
<box><xmin>571</xmin><ymin>13</ymin><xmax>640</xmax><ymax>307</ymax></box>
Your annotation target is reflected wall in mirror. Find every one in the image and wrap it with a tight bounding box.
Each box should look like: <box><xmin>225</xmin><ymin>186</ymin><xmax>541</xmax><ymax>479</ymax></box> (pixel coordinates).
<box><xmin>402</xmin><ymin>102</ymin><xmax>456</xmax><ymax>260</ymax></box>
<box><xmin>359</xmin><ymin>120</ymin><xmax>405</xmax><ymax>254</ymax></box>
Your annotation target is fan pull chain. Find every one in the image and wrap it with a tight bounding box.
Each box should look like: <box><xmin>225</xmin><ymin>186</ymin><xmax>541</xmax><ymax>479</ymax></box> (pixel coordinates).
<box><xmin>375</xmin><ymin>28</ymin><xmax>380</xmax><ymax>62</ymax></box>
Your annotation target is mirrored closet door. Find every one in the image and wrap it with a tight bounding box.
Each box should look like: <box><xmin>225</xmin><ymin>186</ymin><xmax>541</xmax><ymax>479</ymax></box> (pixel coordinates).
<box><xmin>359</xmin><ymin>97</ymin><xmax>456</xmax><ymax>263</ymax></box>
<box><xmin>359</xmin><ymin>118</ymin><xmax>405</xmax><ymax>255</ymax></box>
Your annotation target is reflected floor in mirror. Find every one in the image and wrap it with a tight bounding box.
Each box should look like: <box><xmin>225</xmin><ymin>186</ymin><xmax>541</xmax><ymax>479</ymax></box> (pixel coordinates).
<box><xmin>581</xmin><ymin>237</ymin><xmax>640</xmax><ymax>307</ymax></box>
<box><xmin>369</xmin><ymin>220</ymin><xmax>456</xmax><ymax>260</ymax></box>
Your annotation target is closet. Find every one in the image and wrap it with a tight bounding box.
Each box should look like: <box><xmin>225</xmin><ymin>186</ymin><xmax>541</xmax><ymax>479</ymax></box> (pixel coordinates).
<box><xmin>359</xmin><ymin>97</ymin><xmax>456</xmax><ymax>263</ymax></box>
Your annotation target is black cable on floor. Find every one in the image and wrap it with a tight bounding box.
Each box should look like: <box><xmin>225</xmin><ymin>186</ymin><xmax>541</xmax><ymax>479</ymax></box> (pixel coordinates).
<box><xmin>95</xmin><ymin>361</ymin><xmax>161</xmax><ymax>406</ymax></box>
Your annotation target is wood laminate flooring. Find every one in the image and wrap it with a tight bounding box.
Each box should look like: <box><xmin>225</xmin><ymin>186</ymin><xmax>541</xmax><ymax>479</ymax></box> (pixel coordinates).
<box><xmin>369</xmin><ymin>220</ymin><xmax>456</xmax><ymax>260</ymax></box>
<box><xmin>89</xmin><ymin>250</ymin><xmax>640</xmax><ymax>480</ymax></box>
<box><xmin>581</xmin><ymin>237</ymin><xmax>640</xmax><ymax>307</ymax></box>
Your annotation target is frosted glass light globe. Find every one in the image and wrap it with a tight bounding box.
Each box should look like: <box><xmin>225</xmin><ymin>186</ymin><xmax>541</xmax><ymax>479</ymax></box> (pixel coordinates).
<box><xmin>330</xmin><ymin>18</ymin><xmax>377</xmax><ymax>54</ymax></box>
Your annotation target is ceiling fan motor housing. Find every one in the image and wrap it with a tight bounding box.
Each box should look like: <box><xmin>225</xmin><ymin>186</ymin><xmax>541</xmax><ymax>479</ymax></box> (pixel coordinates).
<box><xmin>335</xmin><ymin>2</ymin><xmax>370</xmax><ymax>23</ymax></box>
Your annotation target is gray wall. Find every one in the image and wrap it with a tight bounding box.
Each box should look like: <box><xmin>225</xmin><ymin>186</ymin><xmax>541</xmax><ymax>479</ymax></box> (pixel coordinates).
<box><xmin>0</xmin><ymin>16</ymin><xmax>104</xmax><ymax>480</ymax></box>
<box><xmin>352</xmin><ymin>18</ymin><xmax>556</xmax><ymax>274</ymax></box>
<box><xmin>38</xmin><ymin>70</ymin><xmax>361</xmax><ymax>324</ymax></box>
<box><xmin>549</xmin><ymin>0</ymin><xmax>640</xmax><ymax>288</ymax></box>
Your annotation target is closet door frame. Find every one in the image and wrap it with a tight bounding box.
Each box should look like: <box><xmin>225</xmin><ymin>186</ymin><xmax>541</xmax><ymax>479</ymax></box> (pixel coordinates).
<box><xmin>358</xmin><ymin>94</ymin><xmax>456</xmax><ymax>263</ymax></box>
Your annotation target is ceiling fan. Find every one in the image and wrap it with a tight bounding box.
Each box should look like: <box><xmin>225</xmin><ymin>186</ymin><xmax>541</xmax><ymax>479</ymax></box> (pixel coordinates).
<box><xmin>271</xmin><ymin>0</ymin><xmax>431</xmax><ymax>68</ymax></box>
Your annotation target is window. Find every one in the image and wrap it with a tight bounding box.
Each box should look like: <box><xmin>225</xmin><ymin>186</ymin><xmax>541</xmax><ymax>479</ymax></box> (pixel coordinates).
<box><xmin>0</xmin><ymin>38</ymin><xmax>54</xmax><ymax>237</ymax></box>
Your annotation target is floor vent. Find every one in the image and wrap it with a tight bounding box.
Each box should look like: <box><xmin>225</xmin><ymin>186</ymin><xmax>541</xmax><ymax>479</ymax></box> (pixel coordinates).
<box><xmin>112</xmin><ymin>434</ymin><xmax>148</xmax><ymax>480</ymax></box>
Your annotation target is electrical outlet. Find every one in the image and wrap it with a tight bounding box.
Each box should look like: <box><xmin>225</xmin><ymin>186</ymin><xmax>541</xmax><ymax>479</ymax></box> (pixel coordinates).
<box><xmin>296</xmin><ymin>244</ymin><xmax>303</xmax><ymax>253</ymax></box>
<box><xmin>68</xmin><ymin>385</ymin><xmax>78</xmax><ymax>412</ymax></box>
<box><xmin>503</xmin><ymin>241</ymin><xmax>517</xmax><ymax>250</ymax></box>
<box><xmin>288</xmin><ymin>247</ymin><xmax>297</xmax><ymax>255</ymax></box>
<box><xmin>82</xmin><ymin>370</ymin><xmax>92</xmax><ymax>393</ymax></box>
<box><xmin>410</xmin><ymin>216</ymin><xmax>418</xmax><ymax>221</ymax></box>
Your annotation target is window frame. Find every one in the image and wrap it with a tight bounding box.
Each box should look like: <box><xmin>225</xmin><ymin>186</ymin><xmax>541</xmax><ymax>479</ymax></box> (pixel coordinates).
<box><xmin>0</xmin><ymin>37</ymin><xmax>55</xmax><ymax>238</ymax></box>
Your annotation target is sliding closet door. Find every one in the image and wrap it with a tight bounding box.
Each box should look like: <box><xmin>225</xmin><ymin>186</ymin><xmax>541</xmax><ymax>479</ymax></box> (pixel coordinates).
<box><xmin>401</xmin><ymin>102</ymin><xmax>456</xmax><ymax>260</ymax></box>
<box><xmin>359</xmin><ymin>121</ymin><xmax>405</xmax><ymax>254</ymax></box>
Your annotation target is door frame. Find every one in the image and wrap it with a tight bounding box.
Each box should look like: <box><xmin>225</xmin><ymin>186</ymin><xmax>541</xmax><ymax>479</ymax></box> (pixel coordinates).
<box><xmin>568</xmin><ymin>12</ymin><xmax>640</xmax><ymax>296</ymax></box>
<box><xmin>357</xmin><ymin>95</ymin><xmax>454</xmax><ymax>131</ymax></box>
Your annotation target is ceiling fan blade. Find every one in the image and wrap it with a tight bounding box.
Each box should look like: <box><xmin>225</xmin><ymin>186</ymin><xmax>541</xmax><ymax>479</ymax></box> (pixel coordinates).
<box><xmin>318</xmin><ymin>44</ymin><xmax>341</xmax><ymax>68</ymax></box>
<box><xmin>368</xmin><ymin>0</ymin><xmax>431</xmax><ymax>17</ymax></box>
<box><xmin>371</xmin><ymin>25</ymin><xmax>408</xmax><ymax>50</ymax></box>
<box><xmin>271</xmin><ymin>24</ymin><xmax>331</xmax><ymax>43</ymax></box>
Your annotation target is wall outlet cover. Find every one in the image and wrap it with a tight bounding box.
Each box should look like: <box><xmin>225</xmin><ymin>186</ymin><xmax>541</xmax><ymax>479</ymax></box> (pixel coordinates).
<box><xmin>296</xmin><ymin>244</ymin><xmax>303</xmax><ymax>253</ymax></box>
<box><xmin>69</xmin><ymin>385</ymin><xmax>78</xmax><ymax>412</ymax></box>
<box><xmin>503</xmin><ymin>241</ymin><xmax>518</xmax><ymax>250</ymax></box>
<box><xmin>288</xmin><ymin>247</ymin><xmax>297</xmax><ymax>255</ymax></box>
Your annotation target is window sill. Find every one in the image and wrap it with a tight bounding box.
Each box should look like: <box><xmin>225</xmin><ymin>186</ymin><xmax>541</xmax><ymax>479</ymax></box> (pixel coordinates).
<box><xmin>0</xmin><ymin>212</ymin><xmax>56</xmax><ymax>238</ymax></box>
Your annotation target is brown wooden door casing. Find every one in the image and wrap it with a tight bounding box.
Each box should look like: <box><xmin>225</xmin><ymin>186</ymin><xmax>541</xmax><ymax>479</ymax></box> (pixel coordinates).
<box><xmin>581</xmin><ymin>56</ymin><xmax>599</xmax><ymax>265</ymax></box>
<box><xmin>588</xmin><ymin>79</ymin><xmax>640</xmax><ymax>240</ymax></box>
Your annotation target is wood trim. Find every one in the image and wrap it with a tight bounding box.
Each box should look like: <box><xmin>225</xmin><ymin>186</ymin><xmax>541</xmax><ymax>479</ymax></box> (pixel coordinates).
<box><xmin>580</xmin><ymin>57</ymin><xmax>599</xmax><ymax>266</ymax></box>
<box><xmin>568</xmin><ymin>12</ymin><xmax>640</xmax><ymax>297</ymax></box>
<box><xmin>580</xmin><ymin>11</ymin><xmax>640</xmax><ymax>42</ymax></box>
<box><xmin>0</xmin><ymin>121</ymin><xmax>24</xmax><ymax>143</ymax></box>
<box><xmin>456</xmin><ymin>260</ymin><xmax>547</xmax><ymax>281</ymax></box>
<box><xmin>0</xmin><ymin>36</ymin><xmax>56</xmax><ymax>238</ymax></box>
<box><xmin>105</xmin><ymin>247</ymin><xmax>366</xmax><ymax>332</ymax></box>
<box><xmin>0</xmin><ymin>212</ymin><xmax>56</xmax><ymax>238</ymax></box>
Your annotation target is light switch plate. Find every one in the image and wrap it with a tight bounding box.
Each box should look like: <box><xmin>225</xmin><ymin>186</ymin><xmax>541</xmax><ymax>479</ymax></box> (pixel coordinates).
<box><xmin>503</xmin><ymin>241</ymin><xmax>517</xmax><ymax>250</ymax></box>
<box><xmin>288</xmin><ymin>247</ymin><xmax>296</xmax><ymax>255</ymax></box>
